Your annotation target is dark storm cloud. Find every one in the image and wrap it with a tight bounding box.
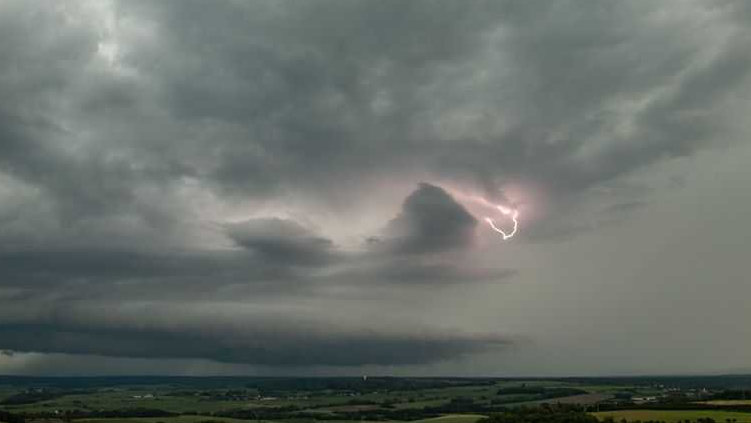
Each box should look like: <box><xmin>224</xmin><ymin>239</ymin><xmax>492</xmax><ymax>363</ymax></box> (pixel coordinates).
<box><xmin>0</xmin><ymin>5</ymin><xmax>138</xmax><ymax>219</ymax></box>
<box><xmin>0</xmin><ymin>325</ymin><xmax>505</xmax><ymax>366</ymax></box>
<box><xmin>225</xmin><ymin>218</ymin><xmax>338</xmax><ymax>266</ymax></box>
<box><xmin>1</xmin><ymin>0</ymin><xmax>750</xmax><ymax>371</ymax></box>
<box><xmin>3</xmin><ymin>1</ymin><xmax>748</xmax><ymax>229</ymax></box>
<box><xmin>0</xmin><ymin>305</ymin><xmax>508</xmax><ymax>366</ymax></box>
<box><xmin>0</xmin><ymin>249</ymin><xmax>296</xmax><ymax>288</ymax></box>
<box><xmin>0</xmin><ymin>185</ymin><xmax>490</xmax><ymax>293</ymax></box>
<box><xmin>377</xmin><ymin>183</ymin><xmax>478</xmax><ymax>254</ymax></box>
<box><xmin>0</xmin><ymin>111</ymin><xmax>132</xmax><ymax>218</ymax></box>
<box><xmin>81</xmin><ymin>0</ymin><xmax>748</xmax><ymax>224</ymax></box>
<box><xmin>0</xmin><ymin>183</ymin><xmax>509</xmax><ymax>365</ymax></box>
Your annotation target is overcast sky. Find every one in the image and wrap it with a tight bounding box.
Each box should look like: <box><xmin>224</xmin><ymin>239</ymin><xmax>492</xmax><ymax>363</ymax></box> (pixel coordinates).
<box><xmin>1</xmin><ymin>0</ymin><xmax>751</xmax><ymax>377</ymax></box>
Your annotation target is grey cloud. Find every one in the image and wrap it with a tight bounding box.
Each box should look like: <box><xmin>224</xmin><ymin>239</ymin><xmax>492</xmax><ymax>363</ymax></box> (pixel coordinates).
<box><xmin>0</xmin><ymin>187</ymin><xmax>509</xmax><ymax>366</ymax></box>
<box><xmin>378</xmin><ymin>183</ymin><xmax>478</xmax><ymax>254</ymax></box>
<box><xmin>0</xmin><ymin>305</ymin><xmax>509</xmax><ymax>366</ymax></box>
<box><xmin>377</xmin><ymin>262</ymin><xmax>514</xmax><ymax>285</ymax></box>
<box><xmin>0</xmin><ymin>190</ymin><xmax>484</xmax><ymax>295</ymax></box>
<box><xmin>0</xmin><ymin>249</ymin><xmax>265</xmax><ymax>286</ymax></box>
<box><xmin>603</xmin><ymin>201</ymin><xmax>646</xmax><ymax>215</ymax></box>
<box><xmin>0</xmin><ymin>324</ymin><xmax>508</xmax><ymax>366</ymax></box>
<box><xmin>2</xmin><ymin>1</ymin><xmax>747</xmax><ymax>235</ymax></box>
<box><xmin>225</xmin><ymin>218</ymin><xmax>339</xmax><ymax>266</ymax></box>
<box><xmin>332</xmin><ymin>260</ymin><xmax>516</xmax><ymax>287</ymax></box>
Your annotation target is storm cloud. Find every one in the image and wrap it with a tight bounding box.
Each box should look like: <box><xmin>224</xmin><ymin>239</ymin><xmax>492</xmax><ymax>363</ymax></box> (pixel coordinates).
<box><xmin>1</xmin><ymin>0</ymin><xmax>751</xmax><ymax>375</ymax></box>
<box><xmin>378</xmin><ymin>183</ymin><xmax>478</xmax><ymax>254</ymax></box>
<box><xmin>0</xmin><ymin>304</ymin><xmax>508</xmax><ymax>366</ymax></box>
<box><xmin>225</xmin><ymin>218</ymin><xmax>339</xmax><ymax>266</ymax></box>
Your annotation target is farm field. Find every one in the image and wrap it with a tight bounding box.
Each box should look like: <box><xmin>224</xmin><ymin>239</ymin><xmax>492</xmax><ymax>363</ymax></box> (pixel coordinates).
<box><xmin>76</xmin><ymin>417</ymin><xmax>259</xmax><ymax>423</ymax></box>
<box><xmin>0</xmin><ymin>379</ymin><xmax>607</xmax><ymax>415</ymax></box>
<box><xmin>3</xmin><ymin>376</ymin><xmax>751</xmax><ymax>423</ymax></box>
<box><xmin>700</xmin><ymin>400</ymin><xmax>751</xmax><ymax>406</ymax></box>
<box><xmin>17</xmin><ymin>416</ymin><xmax>487</xmax><ymax>423</ymax></box>
<box><xmin>594</xmin><ymin>410</ymin><xmax>751</xmax><ymax>423</ymax></box>
<box><xmin>507</xmin><ymin>393</ymin><xmax>612</xmax><ymax>407</ymax></box>
<box><xmin>411</xmin><ymin>415</ymin><xmax>487</xmax><ymax>423</ymax></box>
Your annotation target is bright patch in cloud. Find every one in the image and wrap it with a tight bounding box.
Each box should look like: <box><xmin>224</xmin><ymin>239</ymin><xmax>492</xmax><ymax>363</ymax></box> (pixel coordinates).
<box><xmin>485</xmin><ymin>205</ymin><xmax>519</xmax><ymax>240</ymax></box>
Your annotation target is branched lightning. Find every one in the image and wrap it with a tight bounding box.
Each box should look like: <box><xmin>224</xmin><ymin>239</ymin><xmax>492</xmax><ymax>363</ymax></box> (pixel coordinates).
<box><xmin>448</xmin><ymin>189</ymin><xmax>521</xmax><ymax>240</ymax></box>
<box><xmin>484</xmin><ymin>205</ymin><xmax>518</xmax><ymax>240</ymax></box>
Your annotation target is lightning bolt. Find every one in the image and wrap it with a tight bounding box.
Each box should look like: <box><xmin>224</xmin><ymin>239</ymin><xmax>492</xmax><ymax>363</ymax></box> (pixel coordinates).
<box><xmin>484</xmin><ymin>205</ymin><xmax>519</xmax><ymax>240</ymax></box>
<box><xmin>445</xmin><ymin>189</ymin><xmax>521</xmax><ymax>240</ymax></box>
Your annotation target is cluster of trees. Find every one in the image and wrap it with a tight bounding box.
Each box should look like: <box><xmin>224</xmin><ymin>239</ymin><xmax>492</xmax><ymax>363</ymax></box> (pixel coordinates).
<box><xmin>17</xmin><ymin>407</ymin><xmax>176</xmax><ymax>421</ymax></box>
<box><xmin>208</xmin><ymin>397</ymin><xmax>522</xmax><ymax>421</ymax></box>
<box><xmin>0</xmin><ymin>410</ymin><xmax>25</xmax><ymax>423</ymax></box>
<box><xmin>0</xmin><ymin>388</ymin><xmax>96</xmax><ymax>405</ymax></box>
<box><xmin>493</xmin><ymin>386</ymin><xmax>587</xmax><ymax>405</ymax></box>
<box><xmin>212</xmin><ymin>405</ymin><xmax>436</xmax><ymax>421</ymax></box>
<box><xmin>560</xmin><ymin>375</ymin><xmax>751</xmax><ymax>390</ymax></box>
<box><xmin>600</xmin><ymin>418</ymin><xmax>735</xmax><ymax>423</ymax></box>
<box><xmin>597</xmin><ymin>403</ymin><xmax>751</xmax><ymax>413</ymax></box>
<box><xmin>0</xmin><ymin>391</ymin><xmax>63</xmax><ymax>405</ymax></box>
<box><xmin>236</xmin><ymin>377</ymin><xmax>494</xmax><ymax>394</ymax></box>
<box><xmin>711</xmin><ymin>390</ymin><xmax>749</xmax><ymax>400</ymax></box>
<box><xmin>479</xmin><ymin>404</ymin><xmax>598</xmax><ymax>423</ymax></box>
<box><xmin>497</xmin><ymin>386</ymin><xmax>552</xmax><ymax>395</ymax></box>
<box><xmin>497</xmin><ymin>386</ymin><xmax>586</xmax><ymax>397</ymax></box>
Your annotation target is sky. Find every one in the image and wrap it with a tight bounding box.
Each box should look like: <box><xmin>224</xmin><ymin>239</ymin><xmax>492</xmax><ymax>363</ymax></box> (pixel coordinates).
<box><xmin>1</xmin><ymin>0</ymin><xmax>751</xmax><ymax>377</ymax></box>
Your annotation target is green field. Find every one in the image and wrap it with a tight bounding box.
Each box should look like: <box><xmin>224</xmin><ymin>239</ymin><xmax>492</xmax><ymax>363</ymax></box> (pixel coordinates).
<box><xmin>3</xmin><ymin>379</ymin><xmax>599</xmax><ymax>415</ymax></box>
<box><xmin>594</xmin><ymin>410</ymin><xmax>751</xmax><ymax>423</ymax></box>
<box><xmin>411</xmin><ymin>415</ymin><xmax>487</xmax><ymax>423</ymax></box>
<box><xmin>0</xmin><ymin>379</ymin><xmax>639</xmax><ymax>417</ymax></box>
<box><xmin>4</xmin><ymin>376</ymin><xmax>750</xmax><ymax>423</ymax></box>
<box><xmin>72</xmin><ymin>420</ymin><xmax>485</xmax><ymax>423</ymax></box>
<box><xmin>0</xmin><ymin>391</ymin><xmax>247</xmax><ymax>414</ymax></box>
<box><xmin>76</xmin><ymin>417</ymin><xmax>259</xmax><ymax>423</ymax></box>
<box><xmin>701</xmin><ymin>401</ymin><xmax>751</xmax><ymax>406</ymax></box>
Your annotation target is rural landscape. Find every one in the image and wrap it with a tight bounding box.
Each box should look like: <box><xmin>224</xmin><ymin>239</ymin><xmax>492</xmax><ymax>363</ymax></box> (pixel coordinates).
<box><xmin>2</xmin><ymin>376</ymin><xmax>751</xmax><ymax>423</ymax></box>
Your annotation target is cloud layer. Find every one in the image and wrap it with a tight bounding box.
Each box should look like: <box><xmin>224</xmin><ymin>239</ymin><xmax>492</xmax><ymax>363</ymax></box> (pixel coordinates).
<box><xmin>0</xmin><ymin>182</ymin><xmax>509</xmax><ymax>365</ymax></box>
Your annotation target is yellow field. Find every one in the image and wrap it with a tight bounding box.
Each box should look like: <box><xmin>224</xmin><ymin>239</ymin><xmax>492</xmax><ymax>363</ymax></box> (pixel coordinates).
<box><xmin>700</xmin><ymin>400</ymin><xmax>751</xmax><ymax>406</ymax></box>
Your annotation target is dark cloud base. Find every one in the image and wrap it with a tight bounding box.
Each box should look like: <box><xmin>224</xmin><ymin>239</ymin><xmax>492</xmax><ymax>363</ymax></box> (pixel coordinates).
<box><xmin>0</xmin><ymin>323</ymin><xmax>508</xmax><ymax>367</ymax></box>
<box><xmin>0</xmin><ymin>183</ymin><xmax>511</xmax><ymax>366</ymax></box>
